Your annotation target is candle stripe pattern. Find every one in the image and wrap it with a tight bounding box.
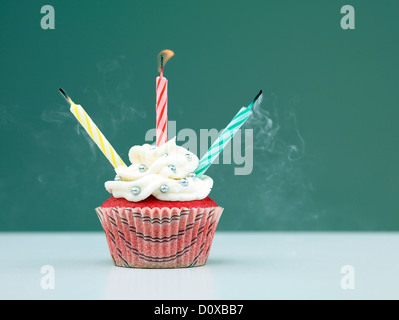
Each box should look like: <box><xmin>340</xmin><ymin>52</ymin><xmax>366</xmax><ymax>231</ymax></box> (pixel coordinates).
<box><xmin>70</xmin><ymin>103</ymin><xmax>125</xmax><ymax>168</ymax></box>
<box><xmin>194</xmin><ymin>91</ymin><xmax>262</xmax><ymax>178</ymax></box>
<box><xmin>195</xmin><ymin>107</ymin><xmax>250</xmax><ymax>177</ymax></box>
<box><xmin>156</xmin><ymin>76</ymin><xmax>168</xmax><ymax>146</ymax></box>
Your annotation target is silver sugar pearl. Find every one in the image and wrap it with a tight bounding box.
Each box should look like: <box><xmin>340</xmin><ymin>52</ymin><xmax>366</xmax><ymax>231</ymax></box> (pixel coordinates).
<box><xmin>139</xmin><ymin>164</ymin><xmax>147</xmax><ymax>172</ymax></box>
<box><xmin>150</xmin><ymin>145</ymin><xmax>156</xmax><ymax>150</ymax></box>
<box><xmin>131</xmin><ymin>186</ymin><xmax>141</xmax><ymax>195</ymax></box>
<box><xmin>185</xmin><ymin>153</ymin><xmax>192</xmax><ymax>161</ymax></box>
<box><xmin>168</xmin><ymin>165</ymin><xmax>176</xmax><ymax>173</ymax></box>
<box><xmin>180</xmin><ymin>178</ymin><xmax>189</xmax><ymax>187</ymax></box>
<box><xmin>114</xmin><ymin>175</ymin><xmax>121</xmax><ymax>181</ymax></box>
<box><xmin>160</xmin><ymin>184</ymin><xmax>169</xmax><ymax>193</ymax></box>
<box><xmin>189</xmin><ymin>172</ymin><xmax>196</xmax><ymax>178</ymax></box>
<box><xmin>163</xmin><ymin>153</ymin><xmax>169</xmax><ymax>157</ymax></box>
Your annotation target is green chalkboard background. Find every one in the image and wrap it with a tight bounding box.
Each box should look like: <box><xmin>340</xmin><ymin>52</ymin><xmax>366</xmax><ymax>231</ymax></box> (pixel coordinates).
<box><xmin>1</xmin><ymin>0</ymin><xmax>398</xmax><ymax>231</ymax></box>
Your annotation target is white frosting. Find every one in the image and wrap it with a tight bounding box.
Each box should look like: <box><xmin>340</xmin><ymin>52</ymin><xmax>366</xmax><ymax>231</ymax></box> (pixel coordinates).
<box><xmin>104</xmin><ymin>137</ymin><xmax>213</xmax><ymax>201</ymax></box>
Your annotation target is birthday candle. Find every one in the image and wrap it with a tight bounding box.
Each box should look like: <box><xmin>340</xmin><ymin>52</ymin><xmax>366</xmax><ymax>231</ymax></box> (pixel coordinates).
<box><xmin>195</xmin><ymin>90</ymin><xmax>262</xmax><ymax>177</ymax></box>
<box><xmin>156</xmin><ymin>75</ymin><xmax>168</xmax><ymax>146</ymax></box>
<box><xmin>156</xmin><ymin>50</ymin><xmax>174</xmax><ymax>147</ymax></box>
<box><xmin>59</xmin><ymin>89</ymin><xmax>126</xmax><ymax>169</ymax></box>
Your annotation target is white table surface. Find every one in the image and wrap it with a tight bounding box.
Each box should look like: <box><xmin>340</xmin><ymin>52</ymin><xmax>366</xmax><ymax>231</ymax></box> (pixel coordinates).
<box><xmin>0</xmin><ymin>232</ymin><xmax>398</xmax><ymax>300</ymax></box>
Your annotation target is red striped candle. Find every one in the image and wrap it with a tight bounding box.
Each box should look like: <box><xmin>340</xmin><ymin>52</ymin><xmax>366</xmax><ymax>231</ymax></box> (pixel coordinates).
<box><xmin>156</xmin><ymin>74</ymin><xmax>168</xmax><ymax>146</ymax></box>
<box><xmin>156</xmin><ymin>50</ymin><xmax>174</xmax><ymax>147</ymax></box>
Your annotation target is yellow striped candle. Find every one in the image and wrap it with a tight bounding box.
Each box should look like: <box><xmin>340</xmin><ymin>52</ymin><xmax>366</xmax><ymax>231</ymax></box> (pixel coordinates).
<box><xmin>59</xmin><ymin>89</ymin><xmax>126</xmax><ymax>169</ymax></box>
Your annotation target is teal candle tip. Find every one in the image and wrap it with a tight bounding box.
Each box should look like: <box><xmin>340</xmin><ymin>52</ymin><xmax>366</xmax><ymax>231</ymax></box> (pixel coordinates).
<box><xmin>248</xmin><ymin>90</ymin><xmax>263</xmax><ymax>110</ymax></box>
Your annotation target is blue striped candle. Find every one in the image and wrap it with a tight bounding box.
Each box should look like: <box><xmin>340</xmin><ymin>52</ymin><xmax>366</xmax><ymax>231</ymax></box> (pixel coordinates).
<box><xmin>195</xmin><ymin>90</ymin><xmax>262</xmax><ymax>177</ymax></box>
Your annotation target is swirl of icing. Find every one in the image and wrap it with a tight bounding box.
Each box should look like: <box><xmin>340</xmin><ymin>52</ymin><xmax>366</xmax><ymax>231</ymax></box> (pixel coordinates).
<box><xmin>104</xmin><ymin>137</ymin><xmax>213</xmax><ymax>201</ymax></box>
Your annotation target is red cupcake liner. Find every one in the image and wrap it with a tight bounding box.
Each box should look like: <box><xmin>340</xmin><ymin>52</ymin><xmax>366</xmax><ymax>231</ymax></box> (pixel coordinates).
<box><xmin>95</xmin><ymin>205</ymin><xmax>223</xmax><ymax>268</ymax></box>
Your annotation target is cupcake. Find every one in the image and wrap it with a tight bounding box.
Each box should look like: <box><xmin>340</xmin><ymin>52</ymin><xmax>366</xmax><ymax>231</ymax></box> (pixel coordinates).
<box><xmin>95</xmin><ymin>137</ymin><xmax>223</xmax><ymax>268</ymax></box>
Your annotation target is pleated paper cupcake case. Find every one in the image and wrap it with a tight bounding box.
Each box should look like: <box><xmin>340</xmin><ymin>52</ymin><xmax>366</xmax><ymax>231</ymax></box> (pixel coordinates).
<box><xmin>95</xmin><ymin>206</ymin><xmax>223</xmax><ymax>268</ymax></box>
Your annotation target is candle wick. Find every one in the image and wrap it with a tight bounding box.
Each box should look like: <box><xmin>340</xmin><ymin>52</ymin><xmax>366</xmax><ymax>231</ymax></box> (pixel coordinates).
<box><xmin>59</xmin><ymin>88</ymin><xmax>73</xmax><ymax>104</ymax></box>
<box><xmin>248</xmin><ymin>90</ymin><xmax>263</xmax><ymax>110</ymax></box>
<box><xmin>160</xmin><ymin>55</ymin><xmax>164</xmax><ymax>77</ymax></box>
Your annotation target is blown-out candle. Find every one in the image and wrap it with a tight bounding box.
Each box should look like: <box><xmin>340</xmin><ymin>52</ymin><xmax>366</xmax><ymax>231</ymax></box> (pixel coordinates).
<box><xmin>59</xmin><ymin>89</ymin><xmax>126</xmax><ymax>169</ymax></box>
<box><xmin>195</xmin><ymin>90</ymin><xmax>262</xmax><ymax>178</ymax></box>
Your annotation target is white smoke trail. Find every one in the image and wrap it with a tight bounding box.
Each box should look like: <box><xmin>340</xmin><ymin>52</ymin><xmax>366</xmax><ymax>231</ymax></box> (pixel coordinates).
<box><xmin>238</xmin><ymin>92</ymin><xmax>318</xmax><ymax>224</ymax></box>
